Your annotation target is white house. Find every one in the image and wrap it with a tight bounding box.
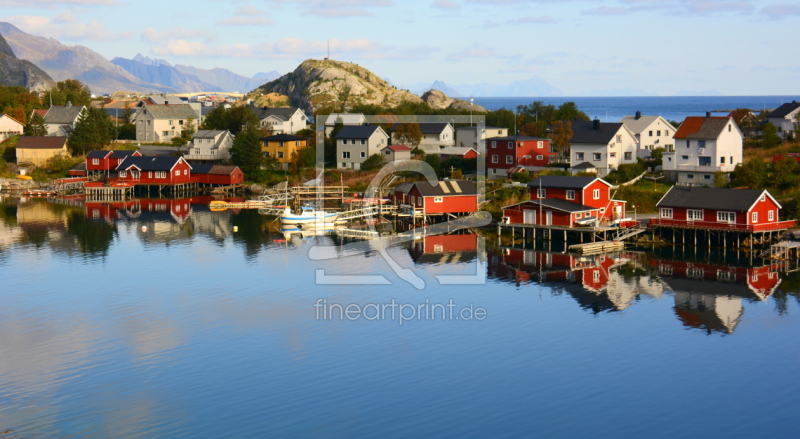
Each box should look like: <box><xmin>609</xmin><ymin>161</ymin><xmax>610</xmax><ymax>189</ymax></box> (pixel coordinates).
<box><xmin>0</xmin><ymin>113</ymin><xmax>24</xmax><ymax>141</ymax></box>
<box><xmin>391</xmin><ymin>122</ymin><xmax>454</xmax><ymax>153</ymax></box>
<box><xmin>455</xmin><ymin>125</ymin><xmax>508</xmax><ymax>148</ymax></box>
<box><xmin>41</xmin><ymin>103</ymin><xmax>85</xmax><ymax>137</ymax></box>
<box><xmin>766</xmin><ymin>100</ymin><xmax>800</xmax><ymax>139</ymax></box>
<box><xmin>569</xmin><ymin>120</ymin><xmax>638</xmax><ymax>177</ymax></box>
<box><xmin>185</xmin><ymin>130</ymin><xmax>235</xmax><ymax>163</ymax></box>
<box><xmin>620</xmin><ymin>112</ymin><xmax>675</xmax><ymax>158</ymax></box>
<box><xmin>663</xmin><ymin>113</ymin><xmax>743</xmax><ymax>186</ymax></box>
<box><xmin>336</xmin><ymin>125</ymin><xmax>389</xmax><ymax>170</ymax></box>
<box><xmin>381</xmin><ymin>144</ymin><xmax>412</xmax><ymax>162</ymax></box>
<box><xmin>248</xmin><ymin>105</ymin><xmax>308</xmax><ymax>134</ymax></box>
<box><xmin>323</xmin><ymin>113</ymin><xmax>366</xmax><ymax>136</ymax></box>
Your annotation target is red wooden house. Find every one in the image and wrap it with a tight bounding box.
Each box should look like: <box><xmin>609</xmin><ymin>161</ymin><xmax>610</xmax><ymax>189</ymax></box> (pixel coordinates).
<box><xmin>115</xmin><ymin>156</ymin><xmax>194</xmax><ymax>185</ymax></box>
<box><xmin>393</xmin><ymin>180</ymin><xmax>477</xmax><ymax>215</ymax></box>
<box><xmin>651</xmin><ymin>187</ymin><xmax>795</xmax><ymax>232</ymax></box>
<box><xmin>86</xmin><ymin>150</ymin><xmax>142</xmax><ymax>175</ymax></box>
<box><xmin>487</xmin><ymin>136</ymin><xmax>554</xmax><ymax>179</ymax></box>
<box><xmin>502</xmin><ymin>176</ymin><xmax>627</xmax><ymax>227</ymax></box>
<box><xmin>190</xmin><ymin>164</ymin><xmax>244</xmax><ymax>186</ymax></box>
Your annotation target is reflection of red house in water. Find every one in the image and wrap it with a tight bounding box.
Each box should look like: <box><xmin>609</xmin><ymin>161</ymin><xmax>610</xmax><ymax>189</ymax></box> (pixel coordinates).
<box><xmin>85</xmin><ymin>198</ymin><xmax>194</xmax><ymax>223</ymax></box>
<box><xmin>652</xmin><ymin>259</ymin><xmax>781</xmax><ymax>334</ymax></box>
<box><xmin>408</xmin><ymin>233</ymin><xmax>478</xmax><ymax>264</ymax></box>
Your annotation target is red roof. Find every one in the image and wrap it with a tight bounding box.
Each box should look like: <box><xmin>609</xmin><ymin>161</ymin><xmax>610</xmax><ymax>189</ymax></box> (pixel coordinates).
<box><xmin>385</xmin><ymin>144</ymin><xmax>412</xmax><ymax>151</ymax></box>
<box><xmin>673</xmin><ymin>116</ymin><xmax>730</xmax><ymax>139</ymax></box>
<box><xmin>31</xmin><ymin>109</ymin><xmax>48</xmax><ymax>119</ymax></box>
<box><xmin>16</xmin><ymin>136</ymin><xmax>68</xmax><ymax>149</ymax></box>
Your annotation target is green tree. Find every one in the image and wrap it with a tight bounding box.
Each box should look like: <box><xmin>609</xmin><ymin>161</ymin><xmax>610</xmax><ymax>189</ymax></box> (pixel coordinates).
<box><xmin>713</xmin><ymin>171</ymin><xmax>728</xmax><ymax>188</ymax></box>
<box><xmin>24</xmin><ymin>113</ymin><xmax>47</xmax><ymax>136</ymax></box>
<box><xmin>201</xmin><ymin>106</ymin><xmax>260</xmax><ymax>135</ymax></box>
<box><xmin>732</xmin><ymin>159</ymin><xmax>768</xmax><ymax>189</ymax></box>
<box><xmin>761</xmin><ymin>122</ymin><xmax>781</xmax><ymax>149</ymax></box>
<box><xmin>392</xmin><ymin>123</ymin><xmax>423</xmax><ymax>149</ymax></box>
<box><xmin>361</xmin><ymin>153</ymin><xmax>385</xmax><ymax>171</ymax></box>
<box><xmin>424</xmin><ymin>153</ymin><xmax>442</xmax><ymax>178</ymax></box>
<box><xmin>230</xmin><ymin>126</ymin><xmax>265</xmax><ymax>177</ymax></box>
<box><xmin>769</xmin><ymin>156</ymin><xmax>800</xmax><ymax>191</ymax></box>
<box><xmin>294</xmin><ymin>146</ymin><xmax>316</xmax><ymax>172</ymax></box>
<box><xmin>550</xmin><ymin>120</ymin><xmax>573</xmax><ymax>160</ymax></box>
<box><xmin>50</xmin><ymin>79</ymin><xmax>92</xmax><ymax>107</ymax></box>
<box><xmin>67</xmin><ymin>107</ymin><xmax>116</xmax><ymax>156</ymax></box>
<box><xmin>554</xmin><ymin>102</ymin><xmax>590</xmax><ymax>122</ymax></box>
<box><xmin>117</xmin><ymin>123</ymin><xmax>136</xmax><ymax>140</ymax></box>
<box><xmin>651</xmin><ymin>147</ymin><xmax>664</xmax><ymax>161</ymax></box>
<box><xmin>324</xmin><ymin>116</ymin><xmax>344</xmax><ymax>166</ymax></box>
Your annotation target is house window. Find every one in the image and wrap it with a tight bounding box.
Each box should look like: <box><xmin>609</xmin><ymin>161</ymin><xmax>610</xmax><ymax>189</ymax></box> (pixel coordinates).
<box><xmin>120</xmin><ymin>171</ymin><xmax>127</xmax><ymax>178</ymax></box>
<box><xmin>491</xmin><ymin>155</ymin><xmax>498</xmax><ymax>163</ymax></box>
<box><xmin>506</xmin><ymin>155</ymin><xmax>513</xmax><ymax>164</ymax></box>
<box><xmin>593</xmin><ymin>189</ymin><xmax>600</xmax><ymax>199</ymax></box>
<box><xmin>576</xmin><ymin>152</ymin><xmax>585</xmax><ymax>160</ymax></box>
<box><xmin>342</xmin><ymin>162</ymin><xmax>347</xmax><ymax>167</ymax></box>
<box><xmin>508</xmin><ymin>142</ymin><xmax>514</xmax><ymax>149</ymax></box>
<box><xmin>698</xmin><ymin>140</ymin><xmax>706</xmax><ymax>148</ymax></box>
<box><xmin>278</xmin><ymin>152</ymin><xmax>284</xmax><ymax>158</ymax></box>
<box><xmin>264</xmin><ymin>151</ymin><xmax>270</xmax><ymax>157</ymax></box>
<box><xmin>687</xmin><ymin>174</ymin><xmax>694</xmax><ymax>179</ymax></box>
<box><xmin>681</xmin><ymin>155</ymin><xmax>689</xmax><ymax>160</ymax></box>
<box><xmin>769</xmin><ymin>210</ymin><xmax>775</xmax><ymax>221</ymax></box>
<box><xmin>665</xmin><ymin>130</ymin><xmax>670</xmax><ymax>136</ymax></box>
<box><xmin>593</xmin><ymin>153</ymin><xmax>601</xmax><ymax>161</ymax></box>
<box><xmin>704</xmin><ymin>174</ymin><xmax>711</xmax><ymax>180</ymax></box>
<box><xmin>434</xmin><ymin>197</ymin><xmax>443</xmax><ymax>203</ymax></box>
<box><xmin>566</xmin><ymin>190</ymin><xmax>575</xmax><ymax>200</ymax></box>
<box><xmin>721</xmin><ymin>157</ymin><xmax>726</xmax><ymax>164</ymax></box>
<box><xmin>536</xmin><ymin>155</ymin><xmax>543</xmax><ymax>160</ymax></box>
<box><xmin>175</xmin><ymin>170</ymin><xmax>180</xmax><ymax>176</ymax></box>
<box><xmin>688</xmin><ymin>209</ymin><xmax>703</xmax><ymax>221</ymax></box>
<box><xmin>752</xmin><ymin>212</ymin><xmax>758</xmax><ymax>223</ymax></box>
<box><xmin>687</xmin><ymin>268</ymin><xmax>704</xmax><ymax>279</ymax></box>
<box><xmin>610</xmin><ymin>152</ymin><xmax>616</xmax><ymax>158</ymax></box>
<box><xmin>537</xmin><ymin>141</ymin><xmax>543</xmax><ymax>148</ymax></box>
<box><xmin>616</xmin><ymin>135</ymin><xmax>621</xmax><ymax>143</ymax></box>
<box><xmin>361</xmin><ymin>152</ymin><xmax>366</xmax><ymax>158</ymax></box>
<box><xmin>342</xmin><ymin>152</ymin><xmax>350</xmax><ymax>159</ymax></box>
<box><xmin>537</xmin><ymin>188</ymin><xmax>546</xmax><ymax>198</ymax></box>
<box><xmin>491</xmin><ymin>141</ymin><xmax>496</xmax><ymax>148</ymax></box>
<box><xmin>699</xmin><ymin>156</ymin><xmax>711</xmax><ymax>166</ymax></box>
<box><xmin>278</xmin><ymin>141</ymin><xmax>284</xmax><ymax>147</ymax></box>
<box><xmin>686</xmin><ymin>140</ymin><xmax>690</xmax><ymax>148</ymax></box>
<box><xmin>148</xmin><ymin>172</ymin><xmax>152</xmax><ymax>178</ymax></box>
<box><xmin>361</xmin><ymin>139</ymin><xmax>366</xmax><ymax>145</ymax></box>
<box><xmin>661</xmin><ymin>208</ymin><xmax>673</xmax><ymax>218</ymax></box>
<box><xmin>184</xmin><ymin>169</ymin><xmax>188</xmax><ymax>175</ymax></box>
<box><xmin>624</xmin><ymin>152</ymin><xmax>632</xmax><ymax>160</ymax></box>
<box><xmin>657</xmin><ymin>130</ymin><xmax>661</xmax><ymax>136</ymax></box>
<box><xmin>760</xmin><ymin>194</ymin><xmax>766</xmax><ymax>202</ymax></box>
<box><xmin>718</xmin><ymin>211</ymin><xmax>736</xmax><ymax>223</ymax></box>
<box><xmin>649</xmin><ymin>131</ymin><xmax>653</xmax><ymax>136</ymax></box>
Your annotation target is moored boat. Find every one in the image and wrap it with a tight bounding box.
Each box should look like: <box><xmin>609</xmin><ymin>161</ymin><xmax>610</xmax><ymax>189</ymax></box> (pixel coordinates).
<box><xmin>280</xmin><ymin>206</ymin><xmax>339</xmax><ymax>225</ymax></box>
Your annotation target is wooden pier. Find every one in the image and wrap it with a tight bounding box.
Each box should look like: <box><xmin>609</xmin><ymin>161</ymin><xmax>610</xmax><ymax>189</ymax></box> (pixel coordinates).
<box><xmin>569</xmin><ymin>241</ymin><xmax>626</xmax><ymax>254</ymax></box>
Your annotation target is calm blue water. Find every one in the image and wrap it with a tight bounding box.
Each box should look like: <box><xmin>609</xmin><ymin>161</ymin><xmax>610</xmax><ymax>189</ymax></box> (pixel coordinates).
<box><xmin>474</xmin><ymin>96</ymin><xmax>800</xmax><ymax>123</ymax></box>
<box><xmin>0</xmin><ymin>197</ymin><xmax>798</xmax><ymax>438</ymax></box>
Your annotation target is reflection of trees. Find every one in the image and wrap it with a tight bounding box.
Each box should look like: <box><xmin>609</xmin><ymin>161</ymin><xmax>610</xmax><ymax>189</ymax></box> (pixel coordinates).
<box><xmin>67</xmin><ymin>211</ymin><xmax>117</xmax><ymax>258</ymax></box>
<box><xmin>0</xmin><ymin>204</ymin><xmax>18</xmax><ymax>227</ymax></box>
<box><xmin>230</xmin><ymin>210</ymin><xmax>269</xmax><ymax>259</ymax></box>
<box><xmin>772</xmin><ymin>271</ymin><xmax>800</xmax><ymax>315</ymax></box>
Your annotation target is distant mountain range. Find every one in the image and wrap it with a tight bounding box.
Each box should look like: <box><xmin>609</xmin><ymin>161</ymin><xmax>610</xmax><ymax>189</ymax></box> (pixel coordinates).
<box><xmin>0</xmin><ymin>31</ymin><xmax>53</xmax><ymax>91</ymax></box>
<box><xmin>0</xmin><ymin>21</ymin><xmax>281</xmax><ymax>95</ymax></box>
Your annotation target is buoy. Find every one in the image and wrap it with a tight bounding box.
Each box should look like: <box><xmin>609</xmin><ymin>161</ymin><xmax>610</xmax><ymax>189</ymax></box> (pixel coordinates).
<box><xmin>141</xmin><ymin>226</ymin><xmax>147</xmax><ymax>232</ymax></box>
<box><xmin>233</xmin><ymin>226</ymin><xmax>238</xmax><ymax>232</ymax></box>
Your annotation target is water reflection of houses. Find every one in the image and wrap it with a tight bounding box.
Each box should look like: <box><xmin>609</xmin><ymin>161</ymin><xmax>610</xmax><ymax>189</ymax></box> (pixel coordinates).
<box><xmin>408</xmin><ymin>232</ymin><xmax>478</xmax><ymax>265</ymax></box>
<box><xmin>653</xmin><ymin>259</ymin><xmax>781</xmax><ymax>334</ymax></box>
<box><xmin>491</xmin><ymin>248</ymin><xmax>664</xmax><ymax>312</ymax></box>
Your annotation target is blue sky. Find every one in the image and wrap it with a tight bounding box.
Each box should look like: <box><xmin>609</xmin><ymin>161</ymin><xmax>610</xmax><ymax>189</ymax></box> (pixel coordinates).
<box><xmin>1</xmin><ymin>0</ymin><xmax>799</xmax><ymax>95</ymax></box>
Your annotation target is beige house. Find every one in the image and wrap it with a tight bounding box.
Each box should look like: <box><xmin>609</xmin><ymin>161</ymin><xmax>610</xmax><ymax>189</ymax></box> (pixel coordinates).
<box><xmin>381</xmin><ymin>144</ymin><xmax>412</xmax><ymax>162</ymax></box>
<box><xmin>335</xmin><ymin>125</ymin><xmax>389</xmax><ymax>170</ymax></box>
<box><xmin>0</xmin><ymin>113</ymin><xmax>24</xmax><ymax>141</ymax></box>
<box><xmin>133</xmin><ymin>103</ymin><xmax>199</xmax><ymax>142</ymax></box>
<box><xmin>16</xmin><ymin>136</ymin><xmax>69</xmax><ymax>166</ymax></box>
<box><xmin>185</xmin><ymin>130</ymin><xmax>235</xmax><ymax>163</ymax></box>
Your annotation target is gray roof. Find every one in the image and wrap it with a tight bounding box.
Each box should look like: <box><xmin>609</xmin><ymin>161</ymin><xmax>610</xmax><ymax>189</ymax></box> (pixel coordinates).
<box><xmin>572</xmin><ymin>161</ymin><xmax>597</xmax><ymax>169</ymax></box>
<box><xmin>335</xmin><ymin>125</ymin><xmax>385</xmax><ymax>140</ymax></box>
<box><xmin>117</xmin><ymin>156</ymin><xmax>189</xmax><ymax>172</ymax></box>
<box><xmin>143</xmin><ymin>104</ymin><xmax>198</xmax><ymax>120</ymax></box>
<box><xmin>44</xmin><ymin>105</ymin><xmax>84</xmax><ymax>125</ymax></box>
<box><xmin>248</xmin><ymin>105</ymin><xmax>302</xmax><ymax>121</ymax></box>
<box><xmin>394</xmin><ymin>182</ymin><xmax>414</xmax><ymax>195</ymax></box>
<box><xmin>529</xmin><ymin>175</ymin><xmax>603</xmax><ymax>189</ymax></box>
<box><xmin>570</xmin><ymin>121</ymin><xmax>622</xmax><ymax>144</ymax></box>
<box><xmin>767</xmin><ymin>101</ymin><xmax>800</xmax><ymax>119</ymax></box>
<box><xmin>142</xmin><ymin>95</ymin><xmax>187</xmax><ymax>105</ymax></box>
<box><xmin>657</xmin><ymin>187</ymin><xmax>768</xmax><ymax>211</ymax></box>
<box><xmin>620</xmin><ymin>115</ymin><xmax>663</xmax><ymax>134</ymax></box>
<box><xmin>323</xmin><ymin>113</ymin><xmax>366</xmax><ymax>125</ymax></box>
<box><xmin>413</xmin><ymin>180</ymin><xmax>477</xmax><ymax>197</ymax></box>
<box><xmin>192</xmin><ymin>130</ymin><xmax>229</xmax><ymax>139</ymax></box>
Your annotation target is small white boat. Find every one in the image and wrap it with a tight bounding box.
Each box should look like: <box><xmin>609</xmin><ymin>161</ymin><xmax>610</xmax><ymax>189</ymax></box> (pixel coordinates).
<box><xmin>280</xmin><ymin>206</ymin><xmax>339</xmax><ymax>225</ymax></box>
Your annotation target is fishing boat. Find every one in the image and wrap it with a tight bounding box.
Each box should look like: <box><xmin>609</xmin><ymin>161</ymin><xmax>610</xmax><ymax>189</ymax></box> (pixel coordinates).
<box><xmin>280</xmin><ymin>206</ymin><xmax>339</xmax><ymax>225</ymax></box>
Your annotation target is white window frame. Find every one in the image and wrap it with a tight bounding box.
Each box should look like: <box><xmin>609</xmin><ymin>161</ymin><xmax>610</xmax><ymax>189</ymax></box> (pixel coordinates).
<box><xmin>752</xmin><ymin>212</ymin><xmax>758</xmax><ymax>223</ymax></box>
<box><xmin>434</xmin><ymin>197</ymin><xmax>443</xmax><ymax>203</ymax></box>
<box><xmin>566</xmin><ymin>190</ymin><xmax>575</xmax><ymax>200</ymax></box>
<box><xmin>92</xmin><ymin>158</ymin><xmax>99</xmax><ymax>165</ymax></box>
<box><xmin>593</xmin><ymin>153</ymin><xmax>602</xmax><ymax>161</ymax></box>
<box><xmin>491</xmin><ymin>155</ymin><xmax>498</xmax><ymax>163</ymax></box>
<box><xmin>537</xmin><ymin>188</ymin><xmax>546</xmax><ymax>198</ymax></box>
<box><xmin>661</xmin><ymin>208</ymin><xmax>673</xmax><ymax>218</ymax></box>
<box><xmin>360</xmin><ymin>152</ymin><xmax>366</xmax><ymax>158</ymax></box>
<box><xmin>717</xmin><ymin>211</ymin><xmax>736</xmax><ymax>223</ymax></box>
<box><xmin>506</xmin><ymin>155</ymin><xmax>513</xmax><ymax>164</ymax></box>
<box><xmin>687</xmin><ymin>209</ymin><xmax>703</xmax><ymax>221</ymax></box>
<box><xmin>342</xmin><ymin>151</ymin><xmax>350</xmax><ymax>159</ymax></box>
<box><xmin>576</xmin><ymin>152</ymin><xmax>584</xmax><ymax>160</ymax></box>
<box><xmin>536</xmin><ymin>155</ymin><xmax>543</xmax><ymax>161</ymax></box>
<box><xmin>593</xmin><ymin>189</ymin><xmax>600</xmax><ymax>200</ymax></box>
<box><xmin>769</xmin><ymin>210</ymin><xmax>775</xmax><ymax>221</ymax></box>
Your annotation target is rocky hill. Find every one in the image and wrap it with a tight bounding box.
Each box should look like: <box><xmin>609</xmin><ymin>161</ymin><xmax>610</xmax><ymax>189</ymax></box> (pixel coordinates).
<box><xmin>0</xmin><ymin>32</ymin><xmax>53</xmax><ymax>91</ymax></box>
<box><xmin>421</xmin><ymin>89</ymin><xmax>488</xmax><ymax>112</ymax></box>
<box><xmin>250</xmin><ymin>59</ymin><xmax>423</xmax><ymax>113</ymax></box>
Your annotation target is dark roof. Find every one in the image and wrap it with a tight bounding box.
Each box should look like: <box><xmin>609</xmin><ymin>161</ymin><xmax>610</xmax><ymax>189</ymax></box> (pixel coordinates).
<box><xmin>394</xmin><ymin>182</ymin><xmax>414</xmax><ymax>195</ymax></box>
<box><xmin>44</xmin><ymin>105</ymin><xmax>84</xmax><ymax>125</ymax></box>
<box><xmin>572</xmin><ymin>161</ymin><xmax>597</xmax><ymax>169</ymax></box>
<box><xmin>335</xmin><ymin>125</ymin><xmax>384</xmax><ymax>140</ymax></box>
<box><xmin>87</xmin><ymin>150</ymin><xmax>113</xmax><ymax>158</ymax></box>
<box><xmin>110</xmin><ymin>150</ymin><xmax>140</xmax><ymax>159</ymax></box>
<box><xmin>391</xmin><ymin>123</ymin><xmax>451</xmax><ymax>135</ymax></box>
<box><xmin>456</xmin><ymin>125</ymin><xmax>505</xmax><ymax>130</ymax></box>
<box><xmin>570</xmin><ymin>121</ymin><xmax>623</xmax><ymax>144</ymax></box>
<box><xmin>142</xmin><ymin>104</ymin><xmax>197</xmax><ymax>120</ymax></box>
<box><xmin>247</xmin><ymin>105</ymin><xmax>301</xmax><ymax>121</ymax></box>
<box><xmin>261</xmin><ymin>134</ymin><xmax>305</xmax><ymax>141</ymax></box>
<box><xmin>116</xmin><ymin>156</ymin><xmax>187</xmax><ymax>171</ymax></box>
<box><xmin>528</xmin><ymin>175</ymin><xmax>604</xmax><ymax>189</ymax></box>
<box><xmin>16</xmin><ymin>136</ymin><xmax>68</xmax><ymax>149</ymax></box>
<box><xmin>767</xmin><ymin>101</ymin><xmax>800</xmax><ymax>119</ymax></box>
<box><xmin>673</xmin><ymin>117</ymin><xmax>732</xmax><ymax>140</ymax></box>
<box><xmin>489</xmin><ymin>135</ymin><xmax>547</xmax><ymax>141</ymax></box>
<box><xmin>413</xmin><ymin>180</ymin><xmax>477</xmax><ymax>197</ymax></box>
<box><xmin>70</xmin><ymin>162</ymin><xmax>86</xmax><ymax>171</ymax></box>
<box><xmin>529</xmin><ymin>198</ymin><xmax>596</xmax><ymax>213</ymax></box>
<box><xmin>657</xmin><ymin>187</ymin><xmax>768</xmax><ymax>211</ymax></box>
<box><xmin>192</xmin><ymin>164</ymin><xmax>240</xmax><ymax>175</ymax></box>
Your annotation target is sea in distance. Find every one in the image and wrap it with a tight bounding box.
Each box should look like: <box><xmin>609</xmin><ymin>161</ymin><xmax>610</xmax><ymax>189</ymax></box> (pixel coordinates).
<box><xmin>473</xmin><ymin>95</ymin><xmax>800</xmax><ymax>123</ymax></box>
<box><xmin>0</xmin><ymin>196</ymin><xmax>798</xmax><ymax>438</ymax></box>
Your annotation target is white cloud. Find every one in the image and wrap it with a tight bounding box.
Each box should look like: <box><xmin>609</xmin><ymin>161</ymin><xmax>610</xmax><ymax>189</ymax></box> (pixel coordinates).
<box><xmin>263</xmin><ymin>0</ymin><xmax>393</xmax><ymax>18</ymax></box>
<box><xmin>150</xmin><ymin>40</ymin><xmax>251</xmax><ymax>58</ymax></box>
<box><xmin>432</xmin><ymin>0</ymin><xmax>461</xmax><ymax>10</ymax></box>
<box><xmin>0</xmin><ymin>0</ymin><xmax>116</xmax><ymax>7</ymax></box>
<box><xmin>507</xmin><ymin>15</ymin><xmax>553</xmax><ymax>23</ymax></box>
<box><xmin>762</xmin><ymin>2</ymin><xmax>800</xmax><ymax>18</ymax></box>
<box><xmin>303</xmin><ymin>8</ymin><xmax>376</xmax><ymax>17</ymax></box>
<box><xmin>140</xmin><ymin>27</ymin><xmax>212</xmax><ymax>43</ymax></box>
<box><xmin>216</xmin><ymin>4</ymin><xmax>274</xmax><ymax>25</ymax></box>
<box><xmin>7</xmin><ymin>13</ymin><xmax>130</xmax><ymax>41</ymax></box>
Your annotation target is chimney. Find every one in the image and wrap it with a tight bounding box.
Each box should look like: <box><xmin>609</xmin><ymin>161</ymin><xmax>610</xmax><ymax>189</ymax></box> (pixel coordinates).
<box><xmin>66</xmin><ymin>101</ymin><xmax>72</xmax><ymax>108</ymax></box>
<box><xmin>593</xmin><ymin>119</ymin><xmax>600</xmax><ymax>130</ymax></box>
<box><xmin>706</xmin><ymin>111</ymin><xmax>711</xmax><ymax>119</ymax></box>
<box><xmin>165</xmin><ymin>101</ymin><xmax>169</xmax><ymax>105</ymax></box>
<box><xmin>635</xmin><ymin>111</ymin><xmax>641</xmax><ymax>120</ymax></box>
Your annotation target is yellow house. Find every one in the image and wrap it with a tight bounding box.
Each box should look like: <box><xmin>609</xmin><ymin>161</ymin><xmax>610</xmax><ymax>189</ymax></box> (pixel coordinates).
<box><xmin>15</xmin><ymin>136</ymin><xmax>69</xmax><ymax>167</ymax></box>
<box><xmin>261</xmin><ymin>134</ymin><xmax>307</xmax><ymax>171</ymax></box>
